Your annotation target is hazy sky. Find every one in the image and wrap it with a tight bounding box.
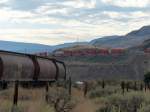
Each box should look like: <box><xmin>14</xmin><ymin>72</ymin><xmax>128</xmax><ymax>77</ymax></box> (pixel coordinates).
<box><xmin>0</xmin><ymin>0</ymin><xmax>150</xmax><ymax>45</ymax></box>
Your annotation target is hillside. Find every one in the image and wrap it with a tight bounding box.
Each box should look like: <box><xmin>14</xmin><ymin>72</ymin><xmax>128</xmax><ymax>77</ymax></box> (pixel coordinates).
<box><xmin>56</xmin><ymin>45</ymin><xmax>98</xmax><ymax>51</ymax></box>
<box><xmin>0</xmin><ymin>40</ymin><xmax>87</xmax><ymax>53</ymax></box>
<box><xmin>90</xmin><ymin>25</ymin><xmax>150</xmax><ymax>48</ymax></box>
<box><xmin>65</xmin><ymin>53</ymin><xmax>149</xmax><ymax>81</ymax></box>
<box><xmin>0</xmin><ymin>40</ymin><xmax>53</xmax><ymax>53</ymax></box>
<box><xmin>140</xmin><ymin>39</ymin><xmax>150</xmax><ymax>49</ymax></box>
<box><xmin>0</xmin><ymin>25</ymin><xmax>150</xmax><ymax>53</ymax></box>
<box><xmin>90</xmin><ymin>35</ymin><xmax>123</xmax><ymax>47</ymax></box>
<box><xmin>54</xmin><ymin>25</ymin><xmax>150</xmax><ymax>52</ymax></box>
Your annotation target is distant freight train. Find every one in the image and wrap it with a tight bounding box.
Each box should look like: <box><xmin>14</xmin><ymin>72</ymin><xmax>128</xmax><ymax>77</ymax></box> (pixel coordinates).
<box><xmin>53</xmin><ymin>48</ymin><xmax>126</xmax><ymax>57</ymax></box>
<box><xmin>0</xmin><ymin>50</ymin><xmax>66</xmax><ymax>81</ymax></box>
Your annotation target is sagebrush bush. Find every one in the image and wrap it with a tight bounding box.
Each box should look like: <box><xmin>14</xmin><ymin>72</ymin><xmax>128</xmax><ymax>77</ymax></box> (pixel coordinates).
<box><xmin>138</xmin><ymin>104</ymin><xmax>150</xmax><ymax>112</ymax></box>
<box><xmin>89</xmin><ymin>85</ymin><xmax>120</xmax><ymax>98</ymax></box>
<box><xmin>108</xmin><ymin>92</ymin><xmax>144</xmax><ymax>112</ymax></box>
<box><xmin>47</xmin><ymin>87</ymin><xmax>76</xmax><ymax>112</ymax></box>
<box><xmin>96</xmin><ymin>92</ymin><xmax>150</xmax><ymax>112</ymax></box>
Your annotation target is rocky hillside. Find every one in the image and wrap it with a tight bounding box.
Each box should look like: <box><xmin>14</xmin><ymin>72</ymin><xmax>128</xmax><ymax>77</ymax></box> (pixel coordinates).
<box><xmin>66</xmin><ymin>53</ymin><xmax>150</xmax><ymax>81</ymax></box>
<box><xmin>90</xmin><ymin>25</ymin><xmax>150</xmax><ymax>48</ymax></box>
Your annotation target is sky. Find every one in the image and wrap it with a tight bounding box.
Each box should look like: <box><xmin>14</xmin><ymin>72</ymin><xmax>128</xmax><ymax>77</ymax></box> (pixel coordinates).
<box><xmin>0</xmin><ymin>0</ymin><xmax>150</xmax><ymax>45</ymax></box>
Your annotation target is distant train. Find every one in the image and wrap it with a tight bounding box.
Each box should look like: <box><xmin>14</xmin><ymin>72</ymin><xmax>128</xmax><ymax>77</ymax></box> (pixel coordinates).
<box><xmin>0</xmin><ymin>50</ymin><xmax>66</xmax><ymax>82</ymax></box>
<box><xmin>53</xmin><ymin>48</ymin><xmax>127</xmax><ymax>57</ymax></box>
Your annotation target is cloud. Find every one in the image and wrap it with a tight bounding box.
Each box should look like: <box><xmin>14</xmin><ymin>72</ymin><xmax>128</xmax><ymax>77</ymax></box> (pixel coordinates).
<box><xmin>101</xmin><ymin>0</ymin><xmax>150</xmax><ymax>8</ymax></box>
<box><xmin>36</xmin><ymin>3</ymin><xmax>70</xmax><ymax>16</ymax></box>
<box><xmin>0</xmin><ymin>0</ymin><xmax>9</xmax><ymax>4</ymax></box>
<box><xmin>0</xmin><ymin>0</ymin><xmax>150</xmax><ymax>45</ymax></box>
<box><xmin>61</xmin><ymin>0</ymin><xmax>96</xmax><ymax>9</ymax></box>
<box><xmin>5</xmin><ymin>0</ymin><xmax>46</xmax><ymax>10</ymax></box>
<box><xmin>0</xmin><ymin>8</ymin><xmax>35</xmax><ymax>20</ymax></box>
<box><xmin>0</xmin><ymin>29</ymin><xmax>81</xmax><ymax>45</ymax></box>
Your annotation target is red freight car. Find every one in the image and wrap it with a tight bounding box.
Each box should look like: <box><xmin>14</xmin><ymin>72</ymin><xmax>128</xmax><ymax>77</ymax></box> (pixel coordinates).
<box><xmin>72</xmin><ymin>50</ymin><xmax>83</xmax><ymax>56</ymax></box>
<box><xmin>111</xmin><ymin>48</ymin><xmax>125</xmax><ymax>55</ymax></box>
<box><xmin>85</xmin><ymin>49</ymin><xmax>97</xmax><ymax>56</ymax></box>
<box><xmin>97</xmin><ymin>48</ymin><xmax>109</xmax><ymax>55</ymax></box>
<box><xmin>63</xmin><ymin>50</ymin><xmax>72</xmax><ymax>56</ymax></box>
<box><xmin>144</xmin><ymin>48</ymin><xmax>150</xmax><ymax>53</ymax></box>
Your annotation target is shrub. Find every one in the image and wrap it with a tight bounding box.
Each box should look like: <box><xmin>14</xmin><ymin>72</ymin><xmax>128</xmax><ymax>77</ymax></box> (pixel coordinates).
<box><xmin>138</xmin><ymin>104</ymin><xmax>150</xmax><ymax>112</ymax></box>
<box><xmin>144</xmin><ymin>72</ymin><xmax>150</xmax><ymax>84</ymax></box>
<box><xmin>47</xmin><ymin>88</ymin><xmax>76</xmax><ymax>112</ymax></box>
<box><xmin>96</xmin><ymin>92</ymin><xmax>150</xmax><ymax>112</ymax></box>
<box><xmin>89</xmin><ymin>86</ymin><xmax>120</xmax><ymax>98</ymax></box>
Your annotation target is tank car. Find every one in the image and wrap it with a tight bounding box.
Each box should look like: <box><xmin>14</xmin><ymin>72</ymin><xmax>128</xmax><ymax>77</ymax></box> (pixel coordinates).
<box><xmin>0</xmin><ymin>50</ymin><xmax>66</xmax><ymax>82</ymax></box>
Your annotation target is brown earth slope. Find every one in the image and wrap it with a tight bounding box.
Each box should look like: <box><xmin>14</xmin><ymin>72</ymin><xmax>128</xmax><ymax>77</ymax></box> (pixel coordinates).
<box><xmin>65</xmin><ymin>53</ymin><xmax>150</xmax><ymax>81</ymax></box>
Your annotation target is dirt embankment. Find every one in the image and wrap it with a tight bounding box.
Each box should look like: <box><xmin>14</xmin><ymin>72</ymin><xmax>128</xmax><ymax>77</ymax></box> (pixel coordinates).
<box><xmin>65</xmin><ymin>53</ymin><xmax>150</xmax><ymax>81</ymax></box>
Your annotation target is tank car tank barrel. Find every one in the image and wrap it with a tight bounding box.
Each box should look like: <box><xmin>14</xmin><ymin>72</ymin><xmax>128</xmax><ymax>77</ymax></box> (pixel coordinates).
<box><xmin>55</xmin><ymin>60</ymin><xmax>66</xmax><ymax>80</ymax></box>
<box><xmin>28</xmin><ymin>55</ymin><xmax>40</xmax><ymax>80</ymax></box>
<box><xmin>0</xmin><ymin>50</ymin><xmax>66</xmax><ymax>82</ymax></box>
<box><xmin>63</xmin><ymin>62</ymin><xmax>67</xmax><ymax>80</ymax></box>
<box><xmin>51</xmin><ymin>60</ymin><xmax>59</xmax><ymax>80</ymax></box>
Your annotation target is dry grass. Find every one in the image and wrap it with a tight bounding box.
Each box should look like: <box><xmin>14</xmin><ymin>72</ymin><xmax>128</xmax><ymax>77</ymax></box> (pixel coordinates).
<box><xmin>71</xmin><ymin>88</ymin><xmax>99</xmax><ymax>112</ymax></box>
<box><xmin>0</xmin><ymin>85</ymin><xmax>100</xmax><ymax>112</ymax></box>
<box><xmin>0</xmin><ymin>87</ymin><xmax>54</xmax><ymax>112</ymax></box>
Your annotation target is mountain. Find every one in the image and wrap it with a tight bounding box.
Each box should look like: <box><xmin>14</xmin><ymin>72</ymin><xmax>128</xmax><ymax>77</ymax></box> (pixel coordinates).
<box><xmin>0</xmin><ymin>25</ymin><xmax>150</xmax><ymax>53</ymax></box>
<box><xmin>126</xmin><ymin>25</ymin><xmax>150</xmax><ymax>37</ymax></box>
<box><xmin>0</xmin><ymin>40</ymin><xmax>88</xmax><ymax>53</ymax></box>
<box><xmin>90</xmin><ymin>35</ymin><xmax>121</xmax><ymax>45</ymax></box>
<box><xmin>0</xmin><ymin>40</ymin><xmax>54</xmax><ymax>53</ymax></box>
<box><xmin>53</xmin><ymin>42</ymin><xmax>88</xmax><ymax>50</ymax></box>
<box><xmin>90</xmin><ymin>25</ymin><xmax>150</xmax><ymax>48</ymax></box>
<box><xmin>138</xmin><ymin>39</ymin><xmax>150</xmax><ymax>50</ymax></box>
<box><xmin>89</xmin><ymin>35</ymin><xmax>123</xmax><ymax>47</ymax></box>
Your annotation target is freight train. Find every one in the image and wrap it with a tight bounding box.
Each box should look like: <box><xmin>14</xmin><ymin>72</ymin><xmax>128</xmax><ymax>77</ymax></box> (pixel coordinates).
<box><xmin>53</xmin><ymin>48</ymin><xmax>127</xmax><ymax>57</ymax></box>
<box><xmin>0</xmin><ymin>50</ymin><xmax>66</xmax><ymax>82</ymax></box>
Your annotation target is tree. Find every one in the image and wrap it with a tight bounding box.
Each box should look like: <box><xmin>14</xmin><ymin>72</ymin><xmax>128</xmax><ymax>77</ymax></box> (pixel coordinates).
<box><xmin>144</xmin><ymin>72</ymin><xmax>150</xmax><ymax>89</ymax></box>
